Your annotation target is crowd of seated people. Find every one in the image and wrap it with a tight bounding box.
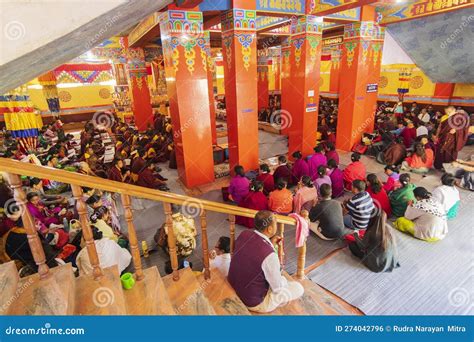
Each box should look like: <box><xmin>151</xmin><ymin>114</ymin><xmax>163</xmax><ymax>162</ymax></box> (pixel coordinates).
<box><xmin>227</xmin><ymin>102</ymin><xmax>470</xmax><ymax>274</ymax></box>
<box><xmin>0</xmin><ymin>99</ymin><xmax>472</xmax><ymax>314</ymax></box>
<box><xmin>0</xmin><ymin>111</ymin><xmax>180</xmax><ymax>276</ymax></box>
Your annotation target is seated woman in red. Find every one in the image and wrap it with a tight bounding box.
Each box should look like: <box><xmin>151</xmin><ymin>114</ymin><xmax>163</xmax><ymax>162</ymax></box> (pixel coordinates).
<box><xmin>236</xmin><ymin>181</ymin><xmax>268</xmax><ymax>228</ymax></box>
<box><xmin>343</xmin><ymin>152</ymin><xmax>366</xmax><ymax>191</ymax></box>
<box><xmin>256</xmin><ymin>164</ymin><xmax>274</xmax><ymax>196</ymax></box>
<box><xmin>366</xmin><ymin>174</ymin><xmax>392</xmax><ymax>217</ymax></box>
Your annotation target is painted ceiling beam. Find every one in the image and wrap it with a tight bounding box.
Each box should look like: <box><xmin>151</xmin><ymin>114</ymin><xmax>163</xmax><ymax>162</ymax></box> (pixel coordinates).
<box><xmin>308</xmin><ymin>0</ymin><xmax>378</xmax><ymax>16</ymax></box>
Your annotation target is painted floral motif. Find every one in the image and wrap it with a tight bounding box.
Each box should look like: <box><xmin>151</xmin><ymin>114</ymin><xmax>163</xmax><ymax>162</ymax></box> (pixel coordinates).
<box><xmin>410</xmin><ymin>75</ymin><xmax>424</xmax><ymax>89</ymax></box>
<box><xmin>371</xmin><ymin>42</ymin><xmax>382</xmax><ymax>66</ymax></box>
<box><xmin>307</xmin><ymin>35</ymin><xmax>321</xmax><ymax>67</ymax></box>
<box><xmin>292</xmin><ymin>37</ymin><xmax>305</xmax><ymax>68</ymax></box>
<box><xmin>222</xmin><ymin>34</ymin><xmax>233</xmax><ymax>69</ymax></box>
<box><xmin>235</xmin><ymin>33</ymin><xmax>255</xmax><ymax>71</ymax></box>
<box><xmin>58</xmin><ymin>91</ymin><xmax>71</xmax><ymax>102</ymax></box>
<box><xmin>344</xmin><ymin>41</ymin><xmax>358</xmax><ymax>68</ymax></box>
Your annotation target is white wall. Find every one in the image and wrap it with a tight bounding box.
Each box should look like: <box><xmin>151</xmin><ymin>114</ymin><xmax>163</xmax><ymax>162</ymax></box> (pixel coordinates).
<box><xmin>0</xmin><ymin>0</ymin><xmax>126</xmax><ymax>65</ymax></box>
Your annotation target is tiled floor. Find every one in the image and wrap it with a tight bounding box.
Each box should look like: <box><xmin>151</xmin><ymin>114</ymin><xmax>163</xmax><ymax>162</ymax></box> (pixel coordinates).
<box><xmin>116</xmin><ymin>131</ymin><xmax>473</xmax><ymax>280</ymax></box>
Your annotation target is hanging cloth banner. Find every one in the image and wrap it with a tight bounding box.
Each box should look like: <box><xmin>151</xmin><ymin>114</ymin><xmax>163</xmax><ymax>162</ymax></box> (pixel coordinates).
<box><xmin>38</xmin><ymin>71</ymin><xmax>61</xmax><ymax>113</ymax></box>
<box><xmin>0</xmin><ymin>87</ymin><xmax>42</xmax><ymax>152</ymax></box>
<box><xmin>397</xmin><ymin>67</ymin><xmax>412</xmax><ymax>101</ymax></box>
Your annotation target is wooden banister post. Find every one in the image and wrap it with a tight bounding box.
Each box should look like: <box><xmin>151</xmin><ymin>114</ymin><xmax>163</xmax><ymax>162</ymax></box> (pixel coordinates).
<box><xmin>163</xmin><ymin>202</ymin><xmax>179</xmax><ymax>281</ymax></box>
<box><xmin>229</xmin><ymin>214</ymin><xmax>235</xmax><ymax>255</ymax></box>
<box><xmin>71</xmin><ymin>185</ymin><xmax>103</xmax><ymax>280</ymax></box>
<box><xmin>278</xmin><ymin>222</ymin><xmax>285</xmax><ymax>266</ymax></box>
<box><xmin>200</xmin><ymin>209</ymin><xmax>210</xmax><ymax>280</ymax></box>
<box><xmin>296</xmin><ymin>210</ymin><xmax>309</xmax><ymax>279</ymax></box>
<box><xmin>6</xmin><ymin>173</ymin><xmax>50</xmax><ymax>279</ymax></box>
<box><xmin>121</xmin><ymin>194</ymin><xmax>144</xmax><ymax>281</ymax></box>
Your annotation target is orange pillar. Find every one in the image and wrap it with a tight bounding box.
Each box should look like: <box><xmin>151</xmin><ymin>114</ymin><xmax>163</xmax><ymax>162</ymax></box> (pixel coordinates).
<box><xmin>221</xmin><ymin>8</ymin><xmax>259</xmax><ymax>172</ymax></box>
<box><xmin>123</xmin><ymin>38</ymin><xmax>154</xmax><ymax>131</ymax></box>
<box><xmin>280</xmin><ymin>37</ymin><xmax>291</xmax><ymax>136</ymax></box>
<box><xmin>159</xmin><ymin>10</ymin><xmax>215</xmax><ymax>187</ymax></box>
<box><xmin>273</xmin><ymin>54</ymin><xmax>281</xmax><ymax>91</ymax></box>
<box><xmin>434</xmin><ymin>83</ymin><xmax>455</xmax><ymax>105</ymax></box>
<box><xmin>203</xmin><ymin>30</ymin><xmax>217</xmax><ymax>145</ymax></box>
<box><xmin>286</xmin><ymin>16</ymin><xmax>323</xmax><ymax>158</ymax></box>
<box><xmin>257</xmin><ymin>54</ymin><xmax>269</xmax><ymax>110</ymax></box>
<box><xmin>335</xmin><ymin>20</ymin><xmax>385</xmax><ymax>152</ymax></box>
<box><xmin>329</xmin><ymin>44</ymin><xmax>342</xmax><ymax>94</ymax></box>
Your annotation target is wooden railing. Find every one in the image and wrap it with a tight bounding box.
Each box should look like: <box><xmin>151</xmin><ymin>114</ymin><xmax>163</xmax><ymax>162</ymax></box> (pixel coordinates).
<box><xmin>0</xmin><ymin>158</ymin><xmax>308</xmax><ymax>285</ymax></box>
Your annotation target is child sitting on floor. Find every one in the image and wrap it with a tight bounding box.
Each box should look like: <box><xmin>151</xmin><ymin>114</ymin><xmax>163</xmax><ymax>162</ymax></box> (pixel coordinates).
<box><xmin>209</xmin><ymin>236</ymin><xmax>231</xmax><ymax>276</ymax></box>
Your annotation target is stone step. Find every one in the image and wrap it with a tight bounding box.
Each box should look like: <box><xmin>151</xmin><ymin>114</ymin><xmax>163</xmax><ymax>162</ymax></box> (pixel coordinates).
<box><xmin>123</xmin><ymin>266</ymin><xmax>175</xmax><ymax>315</ymax></box>
<box><xmin>162</xmin><ymin>267</ymin><xmax>216</xmax><ymax>315</ymax></box>
<box><xmin>74</xmin><ymin>265</ymin><xmax>126</xmax><ymax>315</ymax></box>
<box><xmin>8</xmin><ymin>263</ymin><xmax>75</xmax><ymax>315</ymax></box>
<box><xmin>0</xmin><ymin>261</ymin><xmax>20</xmax><ymax>315</ymax></box>
<box><xmin>295</xmin><ymin>276</ymin><xmax>363</xmax><ymax>315</ymax></box>
<box><xmin>196</xmin><ymin>268</ymin><xmax>250</xmax><ymax>315</ymax></box>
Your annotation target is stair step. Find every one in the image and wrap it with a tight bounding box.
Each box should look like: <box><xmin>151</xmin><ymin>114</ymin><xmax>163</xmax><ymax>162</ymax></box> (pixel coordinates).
<box><xmin>74</xmin><ymin>266</ymin><xmax>126</xmax><ymax>315</ymax></box>
<box><xmin>251</xmin><ymin>272</ymin><xmax>318</xmax><ymax>315</ymax></box>
<box><xmin>8</xmin><ymin>263</ymin><xmax>75</xmax><ymax>315</ymax></box>
<box><xmin>123</xmin><ymin>267</ymin><xmax>175</xmax><ymax>315</ymax></box>
<box><xmin>197</xmin><ymin>268</ymin><xmax>250</xmax><ymax>315</ymax></box>
<box><xmin>295</xmin><ymin>277</ymin><xmax>362</xmax><ymax>315</ymax></box>
<box><xmin>0</xmin><ymin>261</ymin><xmax>19</xmax><ymax>315</ymax></box>
<box><xmin>162</xmin><ymin>267</ymin><xmax>216</xmax><ymax>315</ymax></box>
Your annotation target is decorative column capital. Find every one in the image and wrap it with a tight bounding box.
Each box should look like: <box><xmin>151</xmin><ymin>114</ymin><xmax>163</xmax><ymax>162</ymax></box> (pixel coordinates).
<box><xmin>343</xmin><ymin>21</ymin><xmax>385</xmax><ymax>41</ymax></box>
<box><xmin>221</xmin><ymin>9</ymin><xmax>257</xmax><ymax>32</ymax></box>
<box><xmin>290</xmin><ymin>15</ymin><xmax>323</xmax><ymax>35</ymax></box>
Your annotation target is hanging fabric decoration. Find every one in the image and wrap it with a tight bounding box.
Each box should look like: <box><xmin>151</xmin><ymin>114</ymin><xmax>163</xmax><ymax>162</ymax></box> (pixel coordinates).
<box><xmin>38</xmin><ymin>71</ymin><xmax>61</xmax><ymax>115</ymax></box>
<box><xmin>397</xmin><ymin>67</ymin><xmax>412</xmax><ymax>101</ymax></box>
<box><xmin>0</xmin><ymin>85</ymin><xmax>42</xmax><ymax>152</ymax></box>
<box><xmin>54</xmin><ymin>63</ymin><xmax>113</xmax><ymax>84</ymax></box>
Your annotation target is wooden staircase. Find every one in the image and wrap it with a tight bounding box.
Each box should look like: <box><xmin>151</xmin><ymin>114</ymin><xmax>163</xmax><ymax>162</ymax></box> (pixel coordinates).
<box><xmin>0</xmin><ymin>263</ymin><xmax>359</xmax><ymax>315</ymax></box>
<box><xmin>0</xmin><ymin>158</ymin><xmax>362</xmax><ymax>316</ymax></box>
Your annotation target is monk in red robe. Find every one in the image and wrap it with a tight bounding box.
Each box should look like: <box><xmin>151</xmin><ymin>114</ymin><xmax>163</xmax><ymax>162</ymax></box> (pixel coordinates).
<box><xmin>108</xmin><ymin>159</ymin><xmax>130</xmax><ymax>183</ymax></box>
<box><xmin>136</xmin><ymin>162</ymin><xmax>168</xmax><ymax>191</ymax></box>
<box><xmin>256</xmin><ymin>164</ymin><xmax>274</xmax><ymax>196</ymax></box>
<box><xmin>434</xmin><ymin>106</ymin><xmax>470</xmax><ymax>169</ymax></box>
